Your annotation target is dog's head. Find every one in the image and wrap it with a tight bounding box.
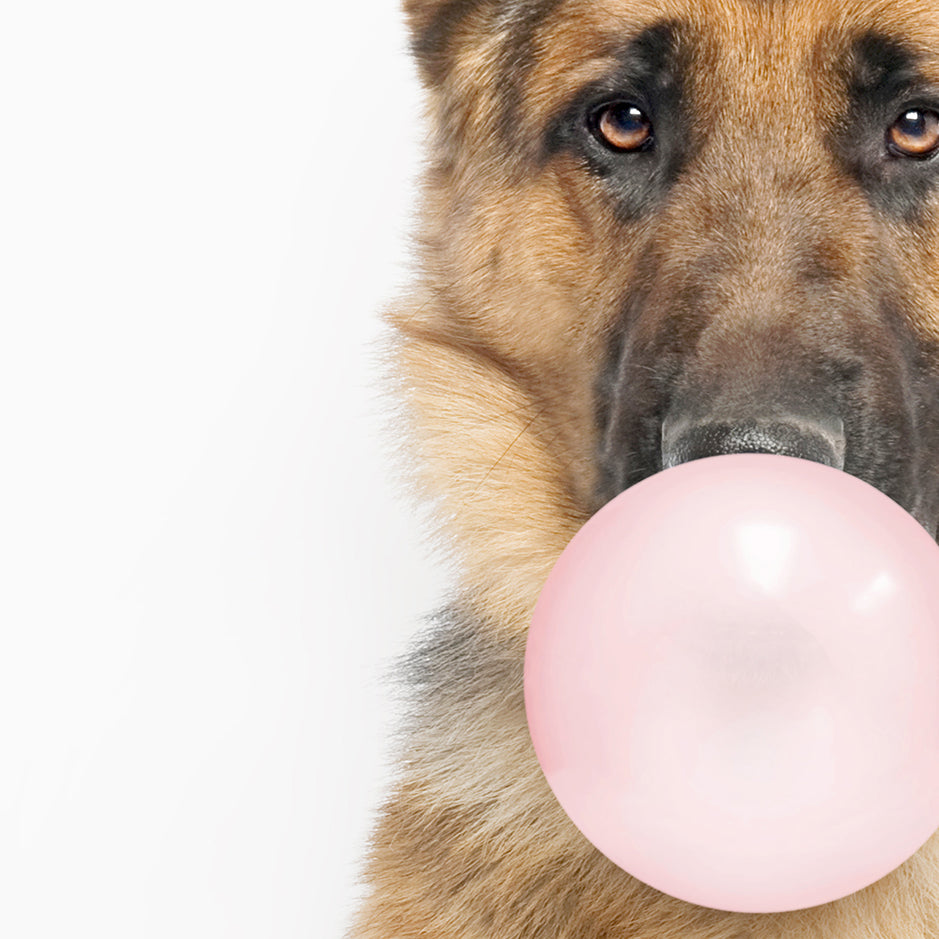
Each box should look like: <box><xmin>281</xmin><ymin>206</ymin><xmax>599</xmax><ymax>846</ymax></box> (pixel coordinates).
<box><xmin>394</xmin><ymin>0</ymin><xmax>939</xmax><ymax>630</ymax></box>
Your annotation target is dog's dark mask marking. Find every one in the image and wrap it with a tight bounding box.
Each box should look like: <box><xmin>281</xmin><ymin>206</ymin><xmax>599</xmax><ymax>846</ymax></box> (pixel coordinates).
<box><xmin>833</xmin><ymin>32</ymin><xmax>939</xmax><ymax>222</ymax></box>
<box><xmin>543</xmin><ymin>21</ymin><xmax>695</xmax><ymax>221</ymax></box>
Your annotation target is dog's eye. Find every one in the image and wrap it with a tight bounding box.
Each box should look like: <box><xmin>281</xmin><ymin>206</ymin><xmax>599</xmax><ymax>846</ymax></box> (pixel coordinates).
<box><xmin>887</xmin><ymin>108</ymin><xmax>939</xmax><ymax>158</ymax></box>
<box><xmin>591</xmin><ymin>102</ymin><xmax>653</xmax><ymax>152</ymax></box>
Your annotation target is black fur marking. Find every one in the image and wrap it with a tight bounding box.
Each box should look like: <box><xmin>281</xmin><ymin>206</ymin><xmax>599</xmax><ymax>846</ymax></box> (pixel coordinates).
<box><xmin>832</xmin><ymin>32</ymin><xmax>939</xmax><ymax>222</ymax></box>
<box><xmin>494</xmin><ymin>0</ymin><xmax>568</xmax><ymax>148</ymax></box>
<box><xmin>543</xmin><ymin>21</ymin><xmax>696</xmax><ymax>222</ymax></box>
<box><xmin>411</xmin><ymin>0</ymin><xmax>490</xmax><ymax>84</ymax></box>
<box><xmin>411</xmin><ymin>0</ymin><xmax>564</xmax><ymax>94</ymax></box>
<box><xmin>594</xmin><ymin>281</ymin><xmax>682</xmax><ymax>505</ymax></box>
<box><xmin>401</xmin><ymin>607</ymin><xmax>523</xmax><ymax>698</ymax></box>
<box><xmin>396</xmin><ymin>606</ymin><xmax>527</xmax><ymax>748</ymax></box>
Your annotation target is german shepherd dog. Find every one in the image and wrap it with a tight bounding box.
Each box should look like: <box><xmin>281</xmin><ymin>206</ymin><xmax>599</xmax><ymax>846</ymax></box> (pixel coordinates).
<box><xmin>351</xmin><ymin>0</ymin><xmax>939</xmax><ymax>936</ymax></box>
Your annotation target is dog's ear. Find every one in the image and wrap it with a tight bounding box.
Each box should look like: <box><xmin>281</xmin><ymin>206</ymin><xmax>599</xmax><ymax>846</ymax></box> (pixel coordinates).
<box><xmin>402</xmin><ymin>0</ymin><xmax>480</xmax><ymax>85</ymax></box>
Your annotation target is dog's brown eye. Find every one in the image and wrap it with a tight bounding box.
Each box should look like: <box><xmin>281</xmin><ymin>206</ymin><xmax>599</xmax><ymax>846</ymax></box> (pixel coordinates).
<box><xmin>593</xmin><ymin>103</ymin><xmax>653</xmax><ymax>152</ymax></box>
<box><xmin>888</xmin><ymin>109</ymin><xmax>939</xmax><ymax>157</ymax></box>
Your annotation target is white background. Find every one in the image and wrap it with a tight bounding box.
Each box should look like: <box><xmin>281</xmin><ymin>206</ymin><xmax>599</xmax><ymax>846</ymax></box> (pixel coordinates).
<box><xmin>0</xmin><ymin>2</ymin><xmax>441</xmax><ymax>936</ymax></box>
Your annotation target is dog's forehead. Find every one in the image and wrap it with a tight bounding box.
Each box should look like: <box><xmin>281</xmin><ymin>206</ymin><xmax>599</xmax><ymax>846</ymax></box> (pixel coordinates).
<box><xmin>524</xmin><ymin>0</ymin><xmax>939</xmax><ymax>89</ymax></box>
<box><xmin>540</xmin><ymin>0</ymin><xmax>939</xmax><ymax>41</ymax></box>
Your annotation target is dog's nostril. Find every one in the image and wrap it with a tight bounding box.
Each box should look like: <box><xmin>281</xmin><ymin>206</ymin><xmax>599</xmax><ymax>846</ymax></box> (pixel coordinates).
<box><xmin>662</xmin><ymin>419</ymin><xmax>846</xmax><ymax>471</ymax></box>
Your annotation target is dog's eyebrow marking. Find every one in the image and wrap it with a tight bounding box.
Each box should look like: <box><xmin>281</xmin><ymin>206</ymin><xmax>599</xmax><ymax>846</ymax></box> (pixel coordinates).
<box><xmin>848</xmin><ymin>31</ymin><xmax>931</xmax><ymax>102</ymax></box>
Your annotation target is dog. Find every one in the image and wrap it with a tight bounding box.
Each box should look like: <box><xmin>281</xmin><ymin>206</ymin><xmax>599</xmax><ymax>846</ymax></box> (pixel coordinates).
<box><xmin>349</xmin><ymin>0</ymin><xmax>939</xmax><ymax>936</ymax></box>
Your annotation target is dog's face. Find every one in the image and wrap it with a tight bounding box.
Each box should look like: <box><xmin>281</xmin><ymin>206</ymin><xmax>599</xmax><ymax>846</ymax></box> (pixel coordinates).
<box><xmin>395</xmin><ymin>0</ymin><xmax>939</xmax><ymax>631</ymax></box>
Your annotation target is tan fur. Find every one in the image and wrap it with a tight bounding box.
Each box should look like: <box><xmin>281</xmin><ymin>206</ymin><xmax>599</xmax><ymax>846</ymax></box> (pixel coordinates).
<box><xmin>350</xmin><ymin>0</ymin><xmax>939</xmax><ymax>935</ymax></box>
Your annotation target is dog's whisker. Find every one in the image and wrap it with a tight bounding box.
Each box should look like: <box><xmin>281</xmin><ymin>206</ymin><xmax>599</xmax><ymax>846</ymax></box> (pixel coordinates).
<box><xmin>468</xmin><ymin>414</ymin><xmax>540</xmax><ymax>500</ymax></box>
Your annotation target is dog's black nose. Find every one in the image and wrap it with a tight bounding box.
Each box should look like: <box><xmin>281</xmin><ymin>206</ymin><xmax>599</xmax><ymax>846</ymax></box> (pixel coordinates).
<box><xmin>662</xmin><ymin>418</ymin><xmax>846</xmax><ymax>470</ymax></box>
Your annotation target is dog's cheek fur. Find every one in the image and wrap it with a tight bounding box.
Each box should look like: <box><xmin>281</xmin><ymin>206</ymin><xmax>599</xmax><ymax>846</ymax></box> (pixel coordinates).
<box><xmin>387</xmin><ymin>166</ymin><xmax>634</xmax><ymax>631</ymax></box>
<box><xmin>883</xmin><ymin>206</ymin><xmax>939</xmax><ymax>338</ymax></box>
<box><xmin>383</xmin><ymin>327</ymin><xmax>579</xmax><ymax>633</ymax></box>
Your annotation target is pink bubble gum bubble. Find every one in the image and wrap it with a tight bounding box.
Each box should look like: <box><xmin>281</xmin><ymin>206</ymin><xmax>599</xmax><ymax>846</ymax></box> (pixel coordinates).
<box><xmin>524</xmin><ymin>453</ymin><xmax>939</xmax><ymax>913</ymax></box>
